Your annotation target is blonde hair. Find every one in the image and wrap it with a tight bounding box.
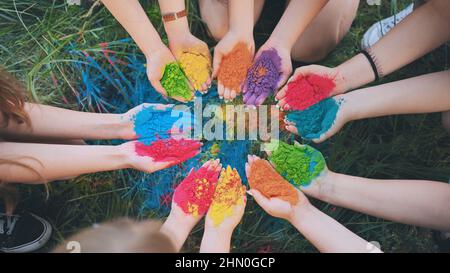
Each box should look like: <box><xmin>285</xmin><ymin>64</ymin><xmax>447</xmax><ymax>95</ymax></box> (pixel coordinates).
<box><xmin>52</xmin><ymin>218</ymin><xmax>176</xmax><ymax>253</ymax></box>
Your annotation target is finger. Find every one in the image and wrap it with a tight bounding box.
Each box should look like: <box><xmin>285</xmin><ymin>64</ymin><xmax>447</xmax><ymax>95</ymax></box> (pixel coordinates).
<box><xmin>201</xmin><ymin>83</ymin><xmax>208</xmax><ymax>93</ymax></box>
<box><xmin>250</xmin><ymin>190</ymin><xmax>271</xmax><ymax>209</ymax></box>
<box><xmin>218</xmin><ymin>83</ymin><xmax>225</xmax><ymax>99</ymax></box>
<box><xmin>277</xmin><ymin>99</ymin><xmax>288</xmax><ymax>110</ymax></box>
<box><xmin>284</xmin><ymin>118</ymin><xmax>295</xmax><ymax>126</ymax></box>
<box><xmin>245</xmin><ymin>93</ymin><xmax>258</xmax><ymax>106</ymax></box>
<box><xmin>254</xmin><ymin>94</ymin><xmax>267</xmax><ymax>106</ymax></box>
<box><xmin>151</xmin><ymin>79</ymin><xmax>168</xmax><ymax>97</ymax></box>
<box><xmin>230</xmin><ymin>90</ymin><xmax>237</xmax><ymax>100</ymax></box>
<box><xmin>202</xmin><ymin>160</ymin><xmax>211</xmax><ymax>169</ymax></box>
<box><xmin>245</xmin><ymin>162</ymin><xmax>250</xmax><ymax>178</ymax></box>
<box><xmin>285</xmin><ymin>125</ymin><xmax>299</xmax><ymax>135</ymax></box>
<box><xmin>224</xmin><ymin>88</ymin><xmax>231</xmax><ymax>101</ymax></box>
<box><xmin>275</xmin><ymin>84</ymin><xmax>288</xmax><ymax>101</ymax></box>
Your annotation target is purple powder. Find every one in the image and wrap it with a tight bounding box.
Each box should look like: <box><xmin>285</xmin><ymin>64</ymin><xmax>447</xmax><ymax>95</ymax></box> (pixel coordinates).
<box><xmin>243</xmin><ymin>48</ymin><xmax>281</xmax><ymax>106</ymax></box>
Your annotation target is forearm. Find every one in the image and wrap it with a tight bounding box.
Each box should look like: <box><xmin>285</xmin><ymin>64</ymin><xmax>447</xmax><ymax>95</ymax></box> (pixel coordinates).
<box><xmin>158</xmin><ymin>0</ymin><xmax>189</xmax><ymax>41</ymax></box>
<box><xmin>312</xmin><ymin>172</ymin><xmax>450</xmax><ymax>232</ymax></box>
<box><xmin>101</xmin><ymin>0</ymin><xmax>165</xmax><ymax>56</ymax></box>
<box><xmin>338</xmin><ymin>0</ymin><xmax>450</xmax><ymax>91</ymax></box>
<box><xmin>0</xmin><ymin>103</ymin><xmax>129</xmax><ymax>140</ymax></box>
<box><xmin>228</xmin><ymin>0</ymin><xmax>254</xmax><ymax>36</ymax></box>
<box><xmin>160</xmin><ymin>213</ymin><xmax>194</xmax><ymax>252</ymax></box>
<box><xmin>290</xmin><ymin>203</ymin><xmax>379</xmax><ymax>253</ymax></box>
<box><xmin>268</xmin><ymin>0</ymin><xmax>328</xmax><ymax>50</ymax></box>
<box><xmin>0</xmin><ymin>142</ymin><xmax>127</xmax><ymax>184</ymax></box>
<box><xmin>344</xmin><ymin>71</ymin><xmax>450</xmax><ymax>120</ymax></box>
<box><xmin>200</xmin><ymin>228</ymin><xmax>232</xmax><ymax>253</ymax></box>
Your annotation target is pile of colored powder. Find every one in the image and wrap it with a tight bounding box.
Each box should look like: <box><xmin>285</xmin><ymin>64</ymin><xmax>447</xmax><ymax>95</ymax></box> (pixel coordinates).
<box><xmin>285</xmin><ymin>74</ymin><xmax>335</xmax><ymax>110</ymax></box>
<box><xmin>208</xmin><ymin>166</ymin><xmax>246</xmax><ymax>226</ymax></box>
<box><xmin>134</xmin><ymin>138</ymin><xmax>202</xmax><ymax>166</ymax></box>
<box><xmin>286</xmin><ymin>98</ymin><xmax>340</xmax><ymax>140</ymax></box>
<box><xmin>161</xmin><ymin>62</ymin><xmax>193</xmax><ymax>101</ymax></box>
<box><xmin>217</xmin><ymin>43</ymin><xmax>252</xmax><ymax>93</ymax></box>
<box><xmin>267</xmin><ymin>141</ymin><xmax>326</xmax><ymax>187</ymax></box>
<box><xmin>133</xmin><ymin>105</ymin><xmax>193</xmax><ymax>145</ymax></box>
<box><xmin>173</xmin><ymin>165</ymin><xmax>220</xmax><ymax>216</ymax></box>
<box><xmin>248</xmin><ymin>159</ymin><xmax>298</xmax><ymax>205</ymax></box>
<box><xmin>179</xmin><ymin>51</ymin><xmax>211</xmax><ymax>91</ymax></box>
<box><xmin>243</xmin><ymin>48</ymin><xmax>281</xmax><ymax>106</ymax></box>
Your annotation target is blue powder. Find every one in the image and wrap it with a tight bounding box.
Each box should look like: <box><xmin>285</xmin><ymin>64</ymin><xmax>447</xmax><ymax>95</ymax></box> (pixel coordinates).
<box><xmin>286</xmin><ymin>98</ymin><xmax>340</xmax><ymax>140</ymax></box>
<box><xmin>133</xmin><ymin>105</ymin><xmax>195</xmax><ymax>145</ymax></box>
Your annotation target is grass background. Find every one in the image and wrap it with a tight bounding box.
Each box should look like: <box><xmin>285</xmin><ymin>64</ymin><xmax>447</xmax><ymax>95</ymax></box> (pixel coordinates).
<box><xmin>0</xmin><ymin>0</ymin><xmax>449</xmax><ymax>252</ymax></box>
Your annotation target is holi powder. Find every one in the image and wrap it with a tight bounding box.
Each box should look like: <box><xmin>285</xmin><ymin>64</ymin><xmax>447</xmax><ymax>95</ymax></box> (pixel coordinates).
<box><xmin>161</xmin><ymin>62</ymin><xmax>193</xmax><ymax>101</ymax></box>
<box><xmin>268</xmin><ymin>141</ymin><xmax>325</xmax><ymax>187</ymax></box>
<box><xmin>208</xmin><ymin>166</ymin><xmax>246</xmax><ymax>226</ymax></box>
<box><xmin>285</xmin><ymin>74</ymin><xmax>335</xmax><ymax>110</ymax></box>
<box><xmin>133</xmin><ymin>105</ymin><xmax>193</xmax><ymax>145</ymax></box>
<box><xmin>179</xmin><ymin>51</ymin><xmax>211</xmax><ymax>91</ymax></box>
<box><xmin>135</xmin><ymin>138</ymin><xmax>202</xmax><ymax>165</ymax></box>
<box><xmin>173</xmin><ymin>165</ymin><xmax>221</xmax><ymax>217</ymax></box>
<box><xmin>243</xmin><ymin>48</ymin><xmax>281</xmax><ymax>106</ymax></box>
<box><xmin>286</xmin><ymin>98</ymin><xmax>340</xmax><ymax>140</ymax></box>
<box><xmin>248</xmin><ymin>159</ymin><xmax>298</xmax><ymax>205</ymax></box>
<box><xmin>217</xmin><ymin>43</ymin><xmax>253</xmax><ymax>93</ymax></box>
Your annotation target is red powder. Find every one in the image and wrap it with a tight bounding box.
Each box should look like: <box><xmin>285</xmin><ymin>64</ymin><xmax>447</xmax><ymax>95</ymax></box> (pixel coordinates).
<box><xmin>173</xmin><ymin>165</ymin><xmax>221</xmax><ymax>216</ymax></box>
<box><xmin>285</xmin><ymin>74</ymin><xmax>335</xmax><ymax>110</ymax></box>
<box><xmin>249</xmin><ymin>159</ymin><xmax>298</xmax><ymax>205</ymax></box>
<box><xmin>135</xmin><ymin>138</ymin><xmax>202</xmax><ymax>166</ymax></box>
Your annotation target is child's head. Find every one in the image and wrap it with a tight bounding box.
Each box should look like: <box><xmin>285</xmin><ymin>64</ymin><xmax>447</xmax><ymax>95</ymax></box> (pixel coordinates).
<box><xmin>0</xmin><ymin>67</ymin><xmax>30</xmax><ymax>128</ymax></box>
<box><xmin>52</xmin><ymin>218</ymin><xmax>176</xmax><ymax>253</ymax></box>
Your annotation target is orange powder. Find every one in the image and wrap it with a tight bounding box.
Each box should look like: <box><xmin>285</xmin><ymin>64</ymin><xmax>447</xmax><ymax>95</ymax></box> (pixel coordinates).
<box><xmin>217</xmin><ymin>43</ymin><xmax>252</xmax><ymax>93</ymax></box>
<box><xmin>248</xmin><ymin>159</ymin><xmax>298</xmax><ymax>205</ymax></box>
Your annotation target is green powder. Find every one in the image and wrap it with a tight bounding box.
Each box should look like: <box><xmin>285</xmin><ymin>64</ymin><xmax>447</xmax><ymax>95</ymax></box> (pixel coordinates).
<box><xmin>267</xmin><ymin>141</ymin><xmax>326</xmax><ymax>187</ymax></box>
<box><xmin>161</xmin><ymin>62</ymin><xmax>193</xmax><ymax>101</ymax></box>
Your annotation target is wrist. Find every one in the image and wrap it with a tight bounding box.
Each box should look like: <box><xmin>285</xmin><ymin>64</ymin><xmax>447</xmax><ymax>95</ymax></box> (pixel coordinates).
<box><xmin>289</xmin><ymin>201</ymin><xmax>316</xmax><ymax>227</ymax></box>
<box><xmin>200</xmin><ymin>228</ymin><xmax>233</xmax><ymax>253</ymax></box>
<box><xmin>266</xmin><ymin>34</ymin><xmax>292</xmax><ymax>52</ymax></box>
<box><xmin>164</xmin><ymin>17</ymin><xmax>190</xmax><ymax>41</ymax></box>
<box><xmin>337</xmin><ymin>54</ymin><xmax>375</xmax><ymax>92</ymax></box>
<box><xmin>160</xmin><ymin>211</ymin><xmax>195</xmax><ymax>251</ymax></box>
<box><xmin>300</xmin><ymin>170</ymin><xmax>336</xmax><ymax>204</ymax></box>
<box><xmin>143</xmin><ymin>40</ymin><xmax>168</xmax><ymax>59</ymax></box>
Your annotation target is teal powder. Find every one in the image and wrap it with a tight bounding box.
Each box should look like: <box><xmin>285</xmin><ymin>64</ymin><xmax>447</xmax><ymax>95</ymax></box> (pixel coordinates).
<box><xmin>286</xmin><ymin>98</ymin><xmax>340</xmax><ymax>140</ymax></box>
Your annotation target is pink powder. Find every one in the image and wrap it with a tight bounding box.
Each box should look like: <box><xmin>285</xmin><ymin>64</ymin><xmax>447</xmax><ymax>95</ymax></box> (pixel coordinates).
<box><xmin>285</xmin><ymin>74</ymin><xmax>335</xmax><ymax>110</ymax></box>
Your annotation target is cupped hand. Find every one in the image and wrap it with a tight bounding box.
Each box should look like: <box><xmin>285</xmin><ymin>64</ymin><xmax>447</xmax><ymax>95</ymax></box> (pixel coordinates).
<box><xmin>276</xmin><ymin>65</ymin><xmax>348</xmax><ymax>110</ymax></box>
<box><xmin>213</xmin><ymin>31</ymin><xmax>255</xmax><ymax>102</ymax></box>
<box><xmin>146</xmin><ymin>46</ymin><xmax>176</xmax><ymax>98</ymax></box>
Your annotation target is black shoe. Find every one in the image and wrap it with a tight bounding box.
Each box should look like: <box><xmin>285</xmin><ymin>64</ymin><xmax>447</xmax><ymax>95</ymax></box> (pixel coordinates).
<box><xmin>0</xmin><ymin>212</ymin><xmax>52</xmax><ymax>253</ymax></box>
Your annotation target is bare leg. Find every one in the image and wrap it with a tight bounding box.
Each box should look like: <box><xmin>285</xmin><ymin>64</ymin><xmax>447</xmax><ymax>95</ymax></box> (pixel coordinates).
<box><xmin>199</xmin><ymin>0</ymin><xmax>265</xmax><ymax>41</ymax></box>
<box><xmin>291</xmin><ymin>0</ymin><xmax>359</xmax><ymax>63</ymax></box>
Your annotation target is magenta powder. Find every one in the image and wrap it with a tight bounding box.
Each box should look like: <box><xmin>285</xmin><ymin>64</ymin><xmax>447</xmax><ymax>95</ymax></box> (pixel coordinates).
<box><xmin>243</xmin><ymin>48</ymin><xmax>281</xmax><ymax>106</ymax></box>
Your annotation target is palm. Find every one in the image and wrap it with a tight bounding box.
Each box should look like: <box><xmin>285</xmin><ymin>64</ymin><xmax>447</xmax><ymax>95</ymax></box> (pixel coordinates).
<box><xmin>256</xmin><ymin>43</ymin><xmax>292</xmax><ymax>89</ymax></box>
<box><xmin>205</xmin><ymin>201</ymin><xmax>246</xmax><ymax>231</ymax></box>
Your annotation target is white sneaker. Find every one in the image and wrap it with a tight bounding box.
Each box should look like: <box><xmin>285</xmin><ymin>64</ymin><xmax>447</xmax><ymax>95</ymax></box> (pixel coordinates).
<box><xmin>361</xmin><ymin>3</ymin><xmax>414</xmax><ymax>49</ymax></box>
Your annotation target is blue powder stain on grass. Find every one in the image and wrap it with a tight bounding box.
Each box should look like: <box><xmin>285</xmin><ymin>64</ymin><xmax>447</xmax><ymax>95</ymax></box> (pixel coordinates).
<box><xmin>286</xmin><ymin>98</ymin><xmax>340</xmax><ymax>140</ymax></box>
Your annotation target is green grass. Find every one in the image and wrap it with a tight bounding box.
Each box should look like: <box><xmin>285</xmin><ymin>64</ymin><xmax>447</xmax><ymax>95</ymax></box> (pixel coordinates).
<box><xmin>0</xmin><ymin>0</ymin><xmax>449</xmax><ymax>253</ymax></box>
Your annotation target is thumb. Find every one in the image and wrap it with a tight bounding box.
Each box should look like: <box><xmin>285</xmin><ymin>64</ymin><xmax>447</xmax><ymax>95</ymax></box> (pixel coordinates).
<box><xmin>150</xmin><ymin>78</ymin><xmax>168</xmax><ymax>97</ymax></box>
<box><xmin>276</xmin><ymin>72</ymin><xmax>290</xmax><ymax>90</ymax></box>
<box><xmin>249</xmin><ymin>189</ymin><xmax>270</xmax><ymax>210</ymax></box>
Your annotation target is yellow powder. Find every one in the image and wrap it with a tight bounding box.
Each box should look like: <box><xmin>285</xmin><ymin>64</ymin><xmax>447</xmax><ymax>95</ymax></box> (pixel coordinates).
<box><xmin>208</xmin><ymin>166</ymin><xmax>246</xmax><ymax>226</ymax></box>
<box><xmin>179</xmin><ymin>51</ymin><xmax>211</xmax><ymax>91</ymax></box>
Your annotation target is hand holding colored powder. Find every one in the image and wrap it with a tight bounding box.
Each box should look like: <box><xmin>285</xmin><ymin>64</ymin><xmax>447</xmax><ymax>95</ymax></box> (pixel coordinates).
<box><xmin>173</xmin><ymin>159</ymin><xmax>222</xmax><ymax>217</ymax></box>
<box><xmin>179</xmin><ymin>51</ymin><xmax>211</xmax><ymax>92</ymax></box>
<box><xmin>216</xmin><ymin>42</ymin><xmax>253</xmax><ymax>100</ymax></box>
<box><xmin>161</xmin><ymin>62</ymin><xmax>194</xmax><ymax>102</ymax></box>
<box><xmin>282</xmin><ymin>74</ymin><xmax>336</xmax><ymax>111</ymax></box>
<box><xmin>243</xmin><ymin>48</ymin><xmax>282</xmax><ymax>106</ymax></box>
<box><xmin>266</xmin><ymin>141</ymin><xmax>326</xmax><ymax>187</ymax></box>
<box><xmin>245</xmin><ymin>155</ymin><xmax>298</xmax><ymax>205</ymax></box>
<box><xmin>284</xmin><ymin>98</ymin><xmax>342</xmax><ymax>141</ymax></box>
<box><xmin>135</xmin><ymin>138</ymin><xmax>202</xmax><ymax>168</ymax></box>
<box><xmin>206</xmin><ymin>166</ymin><xmax>246</xmax><ymax>228</ymax></box>
<box><xmin>133</xmin><ymin>104</ymin><xmax>194</xmax><ymax>145</ymax></box>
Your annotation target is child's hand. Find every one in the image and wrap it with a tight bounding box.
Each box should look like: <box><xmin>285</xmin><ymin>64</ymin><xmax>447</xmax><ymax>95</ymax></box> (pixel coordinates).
<box><xmin>146</xmin><ymin>46</ymin><xmax>176</xmax><ymax>98</ymax></box>
<box><xmin>169</xmin><ymin>33</ymin><xmax>212</xmax><ymax>93</ymax></box>
<box><xmin>284</xmin><ymin>96</ymin><xmax>350</xmax><ymax>143</ymax></box>
<box><xmin>276</xmin><ymin>65</ymin><xmax>348</xmax><ymax>108</ymax></box>
<box><xmin>213</xmin><ymin>30</ymin><xmax>255</xmax><ymax>101</ymax></box>
<box><xmin>255</xmin><ymin>41</ymin><xmax>292</xmax><ymax>90</ymax></box>
<box><xmin>245</xmin><ymin>155</ymin><xmax>309</xmax><ymax>222</ymax></box>
<box><xmin>118</xmin><ymin>140</ymin><xmax>201</xmax><ymax>173</ymax></box>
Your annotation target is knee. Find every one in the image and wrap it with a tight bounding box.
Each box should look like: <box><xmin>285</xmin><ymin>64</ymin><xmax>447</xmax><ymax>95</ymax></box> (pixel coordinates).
<box><xmin>199</xmin><ymin>2</ymin><xmax>229</xmax><ymax>41</ymax></box>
